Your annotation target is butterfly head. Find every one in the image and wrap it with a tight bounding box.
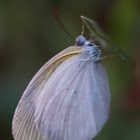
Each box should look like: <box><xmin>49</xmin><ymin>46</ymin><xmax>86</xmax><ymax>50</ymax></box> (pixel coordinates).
<box><xmin>75</xmin><ymin>35</ymin><xmax>101</xmax><ymax>61</ymax></box>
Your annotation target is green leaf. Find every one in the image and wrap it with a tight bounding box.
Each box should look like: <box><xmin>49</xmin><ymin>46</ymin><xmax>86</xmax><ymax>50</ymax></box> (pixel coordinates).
<box><xmin>81</xmin><ymin>15</ymin><xmax>133</xmax><ymax>60</ymax></box>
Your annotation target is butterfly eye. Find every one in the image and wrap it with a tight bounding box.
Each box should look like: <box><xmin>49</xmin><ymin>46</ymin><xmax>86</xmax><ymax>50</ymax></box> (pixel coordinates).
<box><xmin>76</xmin><ymin>35</ymin><xmax>86</xmax><ymax>46</ymax></box>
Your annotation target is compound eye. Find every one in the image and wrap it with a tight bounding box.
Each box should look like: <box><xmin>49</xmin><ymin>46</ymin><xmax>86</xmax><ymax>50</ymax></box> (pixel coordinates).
<box><xmin>76</xmin><ymin>35</ymin><xmax>86</xmax><ymax>46</ymax></box>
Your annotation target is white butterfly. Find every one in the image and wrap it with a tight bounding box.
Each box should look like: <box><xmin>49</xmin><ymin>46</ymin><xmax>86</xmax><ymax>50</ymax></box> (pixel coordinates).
<box><xmin>12</xmin><ymin>35</ymin><xmax>110</xmax><ymax>140</ymax></box>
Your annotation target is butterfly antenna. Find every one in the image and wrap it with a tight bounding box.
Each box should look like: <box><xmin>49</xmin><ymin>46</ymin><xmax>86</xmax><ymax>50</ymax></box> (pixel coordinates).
<box><xmin>53</xmin><ymin>8</ymin><xmax>75</xmax><ymax>41</ymax></box>
<box><xmin>81</xmin><ymin>20</ymin><xmax>85</xmax><ymax>36</ymax></box>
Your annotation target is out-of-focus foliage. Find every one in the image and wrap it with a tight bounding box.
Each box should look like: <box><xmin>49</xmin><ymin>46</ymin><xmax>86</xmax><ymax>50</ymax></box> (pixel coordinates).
<box><xmin>0</xmin><ymin>0</ymin><xmax>140</xmax><ymax>140</ymax></box>
<box><xmin>81</xmin><ymin>15</ymin><xmax>132</xmax><ymax>60</ymax></box>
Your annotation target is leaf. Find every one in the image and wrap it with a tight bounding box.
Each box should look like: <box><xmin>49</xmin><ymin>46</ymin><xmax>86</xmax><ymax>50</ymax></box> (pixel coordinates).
<box><xmin>81</xmin><ymin>15</ymin><xmax>133</xmax><ymax>60</ymax></box>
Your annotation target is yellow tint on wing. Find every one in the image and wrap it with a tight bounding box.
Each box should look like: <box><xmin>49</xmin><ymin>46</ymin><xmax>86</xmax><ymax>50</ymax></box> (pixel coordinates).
<box><xmin>47</xmin><ymin>46</ymin><xmax>83</xmax><ymax>67</ymax></box>
<box><xmin>33</xmin><ymin>46</ymin><xmax>83</xmax><ymax>91</ymax></box>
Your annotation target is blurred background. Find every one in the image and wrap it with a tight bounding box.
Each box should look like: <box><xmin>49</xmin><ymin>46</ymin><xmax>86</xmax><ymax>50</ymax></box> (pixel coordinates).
<box><xmin>0</xmin><ymin>0</ymin><xmax>140</xmax><ymax>139</ymax></box>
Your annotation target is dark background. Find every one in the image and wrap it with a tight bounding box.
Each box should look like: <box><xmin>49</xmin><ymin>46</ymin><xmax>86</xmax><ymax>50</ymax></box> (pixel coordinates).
<box><xmin>0</xmin><ymin>0</ymin><xmax>140</xmax><ymax>139</ymax></box>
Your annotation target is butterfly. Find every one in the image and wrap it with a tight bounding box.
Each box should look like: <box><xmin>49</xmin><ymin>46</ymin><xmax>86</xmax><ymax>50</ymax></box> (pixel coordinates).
<box><xmin>12</xmin><ymin>35</ymin><xmax>110</xmax><ymax>140</ymax></box>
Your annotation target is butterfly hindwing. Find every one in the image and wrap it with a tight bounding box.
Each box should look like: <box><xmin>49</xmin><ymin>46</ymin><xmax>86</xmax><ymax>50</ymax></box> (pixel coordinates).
<box><xmin>34</xmin><ymin>54</ymin><xmax>110</xmax><ymax>140</ymax></box>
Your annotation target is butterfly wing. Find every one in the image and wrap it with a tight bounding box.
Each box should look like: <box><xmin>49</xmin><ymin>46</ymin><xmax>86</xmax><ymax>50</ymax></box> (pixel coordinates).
<box><xmin>12</xmin><ymin>46</ymin><xmax>83</xmax><ymax>140</ymax></box>
<box><xmin>12</xmin><ymin>46</ymin><xmax>110</xmax><ymax>140</ymax></box>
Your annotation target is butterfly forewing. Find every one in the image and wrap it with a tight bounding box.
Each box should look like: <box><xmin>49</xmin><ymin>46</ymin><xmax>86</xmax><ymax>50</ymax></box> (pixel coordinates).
<box><xmin>12</xmin><ymin>46</ymin><xmax>83</xmax><ymax>140</ymax></box>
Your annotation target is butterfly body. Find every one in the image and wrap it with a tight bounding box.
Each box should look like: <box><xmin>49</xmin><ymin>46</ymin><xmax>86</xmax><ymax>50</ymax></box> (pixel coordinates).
<box><xmin>12</xmin><ymin>36</ymin><xmax>110</xmax><ymax>140</ymax></box>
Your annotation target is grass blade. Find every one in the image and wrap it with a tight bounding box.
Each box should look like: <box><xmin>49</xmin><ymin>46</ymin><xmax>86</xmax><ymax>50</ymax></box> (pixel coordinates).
<box><xmin>81</xmin><ymin>16</ymin><xmax>133</xmax><ymax>60</ymax></box>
